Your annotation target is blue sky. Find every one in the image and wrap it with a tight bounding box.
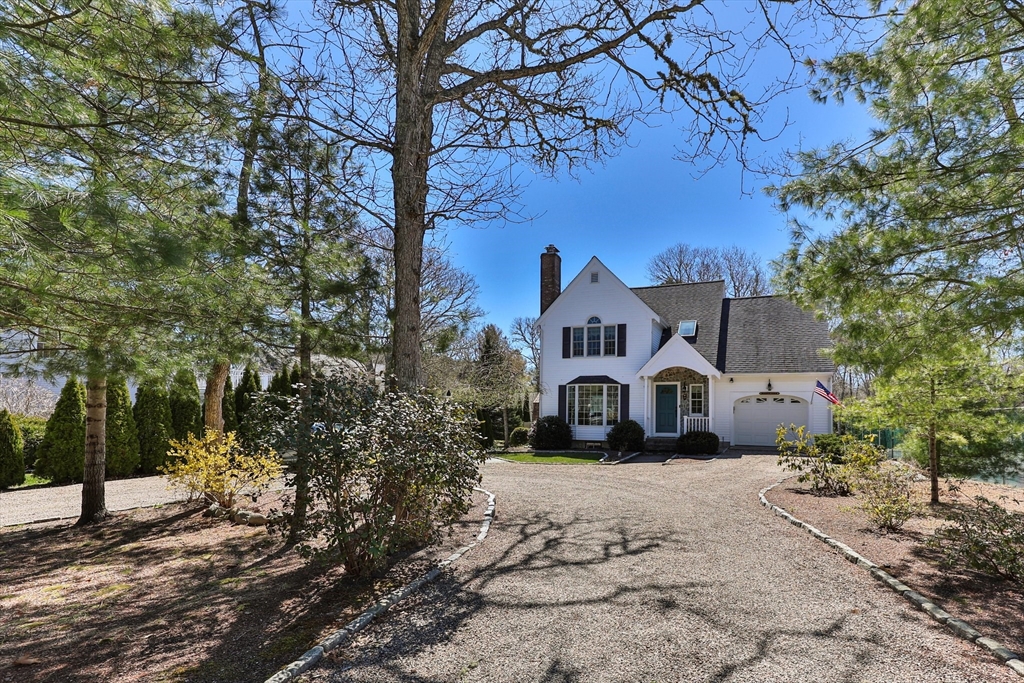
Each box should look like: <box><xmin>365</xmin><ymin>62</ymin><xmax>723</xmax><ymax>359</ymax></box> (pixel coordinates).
<box><xmin>444</xmin><ymin>76</ymin><xmax>877</xmax><ymax>335</ymax></box>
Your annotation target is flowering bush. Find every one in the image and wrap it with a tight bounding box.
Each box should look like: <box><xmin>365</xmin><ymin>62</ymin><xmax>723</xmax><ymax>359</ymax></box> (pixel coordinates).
<box><xmin>162</xmin><ymin>429</ymin><xmax>281</xmax><ymax>508</ymax></box>
<box><xmin>777</xmin><ymin>426</ymin><xmax>882</xmax><ymax>496</ymax></box>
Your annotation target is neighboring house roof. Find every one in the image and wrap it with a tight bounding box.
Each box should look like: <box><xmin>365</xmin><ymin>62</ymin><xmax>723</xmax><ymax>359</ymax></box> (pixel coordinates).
<box><xmin>628</xmin><ymin>280</ymin><xmax>833</xmax><ymax>374</ymax></box>
<box><xmin>721</xmin><ymin>296</ymin><xmax>834</xmax><ymax>374</ymax></box>
<box><xmin>631</xmin><ymin>280</ymin><xmax>726</xmax><ymax>367</ymax></box>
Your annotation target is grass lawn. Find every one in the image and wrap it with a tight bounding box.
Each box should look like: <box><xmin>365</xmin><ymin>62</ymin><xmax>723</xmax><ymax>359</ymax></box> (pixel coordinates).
<box><xmin>498</xmin><ymin>452</ymin><xmax>603</xmax><ymax>464</ymax></box>
<box><xmin>11</xmin><ymin>472</ymin><xmax>52</xmax><ymax>489</ymax></box>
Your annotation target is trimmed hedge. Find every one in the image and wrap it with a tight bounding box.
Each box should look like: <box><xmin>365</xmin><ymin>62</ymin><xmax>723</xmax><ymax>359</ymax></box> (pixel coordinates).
<box><xmin>35</xmin><ymin>378</ymin><xmax>86</xmax><ymax>483</ymax></box>
<box><xmin>607</xmin><ymin>419</ymin><xmax>645</xmax><ymax>452</ymax></box>
<box><xmin>676</xmin><ymin>430</ymin><xmax>720</xmax><ymax>455</ymax></box>
<box><xmin>169</xmin><ymin>369</ymin><xmax>202</xmax><ymax>442</ymax></box>
<box><xmin>529</xmin><ymin>415</ymin><xmax>572</xmax><ymax>450</ymax></box>
<box><xmin>135</xmin><ymin>380</ymin><xmax>172</xmax><ymax>474</ymax></box>
<box><xmin>0</xmin><ymin>409</ymin><xmax>25</xmax><ymax>488</ymax></box>
<box><xmin>105</xmin><ymin>378</ymin><xmax>140</xmax><ymax>478</ymax></box>
<box><xmin>508</xmin><ymin>426</ymin><xmax>530</xmax><ymax>447</ymax></box>
<box><xmin>813</xmin><ymin>433</ymin><xmax>844</xmax><ymax>463</ymax></box>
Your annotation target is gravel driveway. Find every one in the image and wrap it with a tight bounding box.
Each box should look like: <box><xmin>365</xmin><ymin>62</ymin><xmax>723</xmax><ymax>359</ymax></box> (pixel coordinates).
<box><xmin>0</xmin><ymin>475</ymin><xmax>187</xmax><ymax>526</ymax></box>
<box><xmin>304</xmin><ymin>456</ymin><xmax>1017</xmax><ymax>683</ymax></box>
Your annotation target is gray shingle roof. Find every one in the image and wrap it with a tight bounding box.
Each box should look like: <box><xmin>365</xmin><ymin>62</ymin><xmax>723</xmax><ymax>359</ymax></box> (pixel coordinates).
<box><xmin>631</xmin><ymin>280</ymin><xmax>725</xmax><ymax>368</ymax></box>
<box><xmin>720</xmin><ymin>296</ymin><xmax>834</xmax><ymax>374</ymax></box>
<box><xmin>630</xmin><ymin>282</ymin><xmax>833</xmax><ymax>374</ymax></box>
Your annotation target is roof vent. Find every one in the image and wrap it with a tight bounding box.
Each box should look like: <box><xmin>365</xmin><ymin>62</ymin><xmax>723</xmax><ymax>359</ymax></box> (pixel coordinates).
<box><xmin>590</xmin><ymin>271</ymin><xmax>599</xmax><ymax>283</ymax></box>
<box><xmin>678</xmin><ymin>320</ymin><xmax>697</xmax><ymax>336</ymax></box>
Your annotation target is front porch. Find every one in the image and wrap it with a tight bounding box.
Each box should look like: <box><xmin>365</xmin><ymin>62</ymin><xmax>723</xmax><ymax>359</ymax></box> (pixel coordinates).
<box><xmin>635</xmin><ymin>332</ymin><xmax>722</xmax><ymax>440</ymax></box>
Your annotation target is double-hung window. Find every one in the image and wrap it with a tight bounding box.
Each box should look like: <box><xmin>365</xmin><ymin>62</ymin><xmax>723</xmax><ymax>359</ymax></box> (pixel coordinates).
<box><xmin>689</xmin><ymin>384</ymin><xmax>704</xmax><ymax>416</ymax></box>
<box><xmin>573</xmin><ymin>317</ymin><xmax>618</xmax><ymax>357</ymax></box>
<box><xmin>566</xmin><ymin>384</ymin><xmax>620</xmax><ymax>426</ymax></box>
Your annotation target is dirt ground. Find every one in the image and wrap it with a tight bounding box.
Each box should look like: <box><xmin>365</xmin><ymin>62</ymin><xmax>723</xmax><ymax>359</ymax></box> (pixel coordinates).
<box><xmin>766</xmin><ymin>472</ymin><xmax>1024</xmax><ymax>659</ymax></box>
<box><xmin>0</xmin><ymin>490</ymin><xmax>488</xmax><ymax>683</ymax></box>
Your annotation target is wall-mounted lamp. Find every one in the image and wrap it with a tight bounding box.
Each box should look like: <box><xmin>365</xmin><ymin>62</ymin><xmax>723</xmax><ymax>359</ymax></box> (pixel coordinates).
<box><xmin>729</xmin><ymin>377</ymin><xmax>734</xmax><ymax>383</ymax></box>
<box><xmin>766</xmin><ymin>379</ymin><xmax>772</xmax><ymax>391</ymax></box>
<box><xmin>445</xmin><ymin>389</ymin><xmax>452</xmax><ymax>397</ymax></box>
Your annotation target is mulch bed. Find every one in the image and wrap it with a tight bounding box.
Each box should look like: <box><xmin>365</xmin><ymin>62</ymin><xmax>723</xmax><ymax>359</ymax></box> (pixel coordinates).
<box><xmin>0</xmin><ymin>490</ymin><xmax>488</xmax><ymax>683</ymax></box>
<box><xmin>766</xmin><ymin>473</ymin><xmax>1024</xmax><ymax>659</ymax></box>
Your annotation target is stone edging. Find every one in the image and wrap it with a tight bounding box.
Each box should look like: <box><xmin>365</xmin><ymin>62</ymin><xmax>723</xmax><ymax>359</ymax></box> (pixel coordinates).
<box><xmin>263</xmin><ymin>486</ymin><xmax>497</xmax><ymax>683</ymax></box>
<box><xmin>759</xmin><ymin>479</ymin><xmax>1024</xmax><ymax>678</ymax></box>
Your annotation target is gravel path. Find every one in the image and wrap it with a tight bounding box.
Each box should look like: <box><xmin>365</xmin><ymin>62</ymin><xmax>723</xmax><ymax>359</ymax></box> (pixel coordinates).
<box><xmin>304</xmin><ymin>456</ymin><xmax>1018</xmax><ymax>683</ymax></box>
<box><xmin>0</xmin><ymin>475</ymin><xmax>187</xmax><ymax>526</ymax></box>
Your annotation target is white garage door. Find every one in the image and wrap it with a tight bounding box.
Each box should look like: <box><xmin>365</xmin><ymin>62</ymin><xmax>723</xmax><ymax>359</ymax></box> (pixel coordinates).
<box><xmin>733</xmin><ymin>396</ymin><xmax>809</xmax><ymax>447</ymax></box>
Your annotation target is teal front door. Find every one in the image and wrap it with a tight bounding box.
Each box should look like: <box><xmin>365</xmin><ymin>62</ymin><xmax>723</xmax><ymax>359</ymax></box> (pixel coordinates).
<box><xmin>655</xmin><ymin>384</ymin><xmax>678</xmax><ymax>434</ymax></box>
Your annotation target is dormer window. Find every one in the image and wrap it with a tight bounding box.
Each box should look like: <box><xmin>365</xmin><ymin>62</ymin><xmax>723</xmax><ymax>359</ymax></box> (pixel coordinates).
<box><xmin>678</xmin><ymin>320</ymin><xmax>697</xmax><ymax>336</ymax></box>
<box><xmin>590</xmin><ymin>272</ymin><xmax>599</xmax><ymax>283</ymax></box>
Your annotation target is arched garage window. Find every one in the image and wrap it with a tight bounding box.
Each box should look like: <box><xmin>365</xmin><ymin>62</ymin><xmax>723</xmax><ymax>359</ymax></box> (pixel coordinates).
<box><xmin>566</xmin><ymin>384</ymin><xmax>619</xmax><ymax>426</ymax></box>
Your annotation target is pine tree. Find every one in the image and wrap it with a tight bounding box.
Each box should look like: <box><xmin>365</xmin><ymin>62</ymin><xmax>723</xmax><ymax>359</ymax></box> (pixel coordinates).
<box><xmin>0</xmin><ymin>409</ymin><xmax>25</xmax><ymax>488</ymax></box>
<box><xmin>105</xmin><ymin>378</ymin><xmax>140</xmax><ymax>478</ymax></box>
<box><xmin>134</xmin><ymin>380</ymin><xmax>172</xmax><ymax>474</ymax></box>
<box><xmin>36</xmin><ymin>378</ymin><xmax>86</xmax><ymax>484</ymax></box>
<box><xmin>169</xmin><ymin>369</ymin><xmax>202</xmax><ymax>442</ymax></box>
<box><xmin>234</xmin><ymin>363</ymin><xmax>261</xmax><ymax>423</ymax></box>
<box><xmin>222</xmin><ymin>374</ymin><xmax>238</xmax><ymax>433</ymax></box>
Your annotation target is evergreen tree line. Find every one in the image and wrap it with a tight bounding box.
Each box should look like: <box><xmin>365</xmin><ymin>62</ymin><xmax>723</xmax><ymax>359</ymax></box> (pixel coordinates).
<box><xmin>0</xmin><ymin>363</ymin><xmax>284</xmax><ymax>487</ymax></box>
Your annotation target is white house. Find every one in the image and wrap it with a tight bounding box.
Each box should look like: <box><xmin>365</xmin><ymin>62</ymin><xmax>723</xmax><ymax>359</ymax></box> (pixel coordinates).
<box><xmin>535</xmin><ymin>246</ymin><xmax>835</xmax><ymax>448</ymax></box>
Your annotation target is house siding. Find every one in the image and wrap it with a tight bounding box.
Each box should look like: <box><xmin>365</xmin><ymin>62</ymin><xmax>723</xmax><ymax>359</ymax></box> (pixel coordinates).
<box><xmin>539</xmin><ymin>259</ymin><xmax>659</xmax><ymax>440</ymax></box>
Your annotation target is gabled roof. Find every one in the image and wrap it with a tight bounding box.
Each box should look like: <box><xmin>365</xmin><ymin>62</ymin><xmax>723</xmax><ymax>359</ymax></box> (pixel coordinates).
<box><xmin>720</xmin><ymin>296</ymin><xmax>834</xmax><ymax>374</ymax></box>
<box><xmin>538</xmin><ymin>256</ymin><xmax>662</xmax><ymax>327</ymax></box>
<box><xmin>631</xmin><ymin>280</ymin><xmax>725</xmax><ymax>367</ymax></box>
<box><xmin>635</xmin><ymin>333</ymin><xmax>721</xmax><ymax>379</ymax></box>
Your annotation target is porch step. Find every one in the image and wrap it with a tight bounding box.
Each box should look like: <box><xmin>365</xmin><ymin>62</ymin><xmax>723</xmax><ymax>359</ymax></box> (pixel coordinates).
<box><xmin>645</xmin><ymin>437</ymin><xmax>678</xmax><ymax>453</ymax></box>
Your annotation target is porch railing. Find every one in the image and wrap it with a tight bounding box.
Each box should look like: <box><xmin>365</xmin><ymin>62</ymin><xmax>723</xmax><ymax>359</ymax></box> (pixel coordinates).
<box><xmin>683</xmin><ymin>416</ymin><xmax>710</xmax><ymax>434</ymax></box>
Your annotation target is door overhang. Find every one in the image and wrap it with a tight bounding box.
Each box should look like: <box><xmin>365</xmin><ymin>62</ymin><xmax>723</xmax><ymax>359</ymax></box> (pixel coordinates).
<box><xmin>636</xmin><ymin>334</ymin><xmax>721</xmax><ymax>379</ymax></box>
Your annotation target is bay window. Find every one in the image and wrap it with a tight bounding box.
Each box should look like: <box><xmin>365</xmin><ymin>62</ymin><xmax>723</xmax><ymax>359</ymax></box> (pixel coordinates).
<box><xmin>566</xmin><ymin>384</ymin><xmax>620</xmax><ymax>426</ymax></box>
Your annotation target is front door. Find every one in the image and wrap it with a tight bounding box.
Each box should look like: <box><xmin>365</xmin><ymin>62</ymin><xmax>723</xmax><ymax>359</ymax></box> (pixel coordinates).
<box><xmin>655</xmin><ymin>384</ymin><xmax>678</xmax><ymax>434</ymax></box>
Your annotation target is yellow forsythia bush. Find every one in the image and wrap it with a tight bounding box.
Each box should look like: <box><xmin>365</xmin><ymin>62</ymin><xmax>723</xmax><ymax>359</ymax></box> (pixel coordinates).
<box><xmin>162</xmin><ymin>429</ymin><xmax>281</xmax><ymax>508</ymax></box>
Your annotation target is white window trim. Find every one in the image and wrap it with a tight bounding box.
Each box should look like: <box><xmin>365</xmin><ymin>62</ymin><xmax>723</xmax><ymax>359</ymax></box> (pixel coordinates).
<box><xmin>566</xmin><ymin>384</ymin><xmax>620</xmax><ymax>427</ymax></box>
<box><xmin>689</xmin><ymin>383</ymin><xmax>704</xmax><ymax>416</ymax></box>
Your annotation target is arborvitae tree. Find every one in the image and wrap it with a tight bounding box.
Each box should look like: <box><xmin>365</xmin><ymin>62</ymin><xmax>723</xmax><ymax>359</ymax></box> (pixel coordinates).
<box><xmin>134</xmin><ymin>380</ymin><xmax>172</xmax><ymax>474</ymax></box>
<box><xmin>234</xmin><ymin>363</ymin><xmax>261</xmax><ymax>423</ymax></box>
<box><xmin>289</xmin><ymin>365</ymin><xmax>300</xmax><ymax>396</ymax></box>
<box><xmin>222</xmin><ymin>374</ymin><xmax>238</xmax><ymax>434</ymax></box>
<box><xmin>168</xmin><ymin>369</ymin><xmax>202</xmax><ymax>442</ymax></box>
<box><xmin>0</xmin><ymin>409</ymin><xmax>25</xmax><ymax>488</ymax></box>
<box><xmin>105</xmin><ymin>378</ymin><xmax>140</xmax><ymax>478</ymax></box>
<box><xmin>35</xmin><ymin>378</ymin><xmax>86</xmax><ymax>484</ymax></box>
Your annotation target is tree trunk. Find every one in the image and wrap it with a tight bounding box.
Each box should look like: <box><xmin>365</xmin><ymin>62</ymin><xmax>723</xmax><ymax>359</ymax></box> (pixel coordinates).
<box><xmin>287</xmin><ymin>289</ymin><xmax>313</xmax><ymax>544</ymax></box>
<box><xmin>929</xmin><ymin>377</ymin><xmax>939</xmax><ymax>505</ymax></box>
<box><xmin>502</xmin><ymin>405</ymin><xmax>509</xmax><ymax>444</ymax></box>
<box><xmin>78</xmin><ymin>375</ymin><xmax>107</xmax><ymax>525</ymax></box>
<box><xmin>389</xmin><ymin>0</ymin><xmax>437</xmax><ymax>390</ymax></box>
<box><xmin>204</xmin><ymin>361</ymin><xmax>231</xmax><ymax>437</ymax></box>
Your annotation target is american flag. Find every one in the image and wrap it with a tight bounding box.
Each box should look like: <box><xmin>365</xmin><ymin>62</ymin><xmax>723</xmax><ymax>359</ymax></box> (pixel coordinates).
<box><xmin>814</xmin><ymin>380</ymin><xmax>842</xmax><ymax>406</ymax></box>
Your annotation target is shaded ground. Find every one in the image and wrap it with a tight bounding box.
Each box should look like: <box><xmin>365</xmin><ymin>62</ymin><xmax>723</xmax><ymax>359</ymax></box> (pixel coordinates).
<box><xmin>0</xmin><ymin>490</ymin><xmax>488</xmax><ymax>683</ymax></box>
<box><xmin>768</xmin><ymin>474</ymin><xmax>1024</xmax><ymax>659</ymax></box>
<box><xmin>303</xmin><ymin>457</ymin><xmax>1018</xmax><ymax>683</ymax></box>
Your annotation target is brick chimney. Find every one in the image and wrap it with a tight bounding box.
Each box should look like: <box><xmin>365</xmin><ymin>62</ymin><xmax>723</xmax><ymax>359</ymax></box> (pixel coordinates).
<box><xmin>540</xmin><ymin>245</ymin><xmax>561</xmax><ymax>314</ymax></box>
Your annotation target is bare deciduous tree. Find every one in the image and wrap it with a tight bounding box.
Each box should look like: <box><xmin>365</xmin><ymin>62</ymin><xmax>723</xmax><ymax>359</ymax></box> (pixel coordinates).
<box><xmin>0</xmin><ymin>375</ymin><xmax>58</xmax><ymax>417</ymax></box>
<box><xmin>296</xmin><ymin>0</ymin><xmax>852</xmax><ymax>388</ymax></box>
<box><xmin>509</xmin><ymin>316</ymin><xmax>539</xmax><ymax>389</ymax></box>
<box><xmin>646</xmin><ymin>242</ymin><xmax>771</xmax><ymax>297</ymax></box>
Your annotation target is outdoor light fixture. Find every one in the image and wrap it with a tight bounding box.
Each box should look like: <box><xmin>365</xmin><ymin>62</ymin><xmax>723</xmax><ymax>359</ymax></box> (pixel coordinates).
<box><xmin>767</xmin><ymin>379</ymin><xmax>772</xmax><ymax>391</ymax></box>
<box><xmin>729</xmin><ymin>377</ymin><xmax>733</xmax><ymax>383</ymax></box>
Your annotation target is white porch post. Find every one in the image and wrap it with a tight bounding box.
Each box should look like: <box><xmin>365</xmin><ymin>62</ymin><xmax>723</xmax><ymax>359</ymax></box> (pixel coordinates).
<box><xmin>642</xmin><ymin>376</ymin><xmax>649</xmax><ymax>436</ymax></box>
<box><xmin>709</xmin><ymin>377</ymin><xmax>715</xmax><ymax>435</ymax></box>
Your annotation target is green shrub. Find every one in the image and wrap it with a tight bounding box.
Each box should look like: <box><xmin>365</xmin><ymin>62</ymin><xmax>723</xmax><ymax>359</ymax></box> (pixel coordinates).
<box><xmin>607</xmin><ymin>419</ymin><xmax>645</xmax><ymax>452</ymax></box>
<box><xmin>813</xmin><ymin>433</ymin><xmax>844</xmax><ymax>462</ymax></box>
<box><xmin>257</xmin><ymin>377</ymin><xmax>484</xmax><ymax>577</ymax></box>
<box><xmin>234</xmin><ymin>363</ymin><xmax>262</xmax><ymax>422</ymax></box>
<box><xmin>508</xmin><ymin>426</ymin><xmax>530</xmax><ymax>447</ymax></box>
<box><xmin>777</xmin><ymin>426</ymin><xmax>883</xmax><ymax>496</ymax></box>
<box><xmin>169</xmin><ymin>369</ymin><xmax>202</xmax><ymax>442</ymax></box>
<box><xmin>932</xmin><ymin>495</ymin><xmax>1024</xmax><ymax>585</ymax></box>
<box><xmin>0</xmin><ymin>409</ymin><xmax>25</xmax><ymax>488</ymax></box>
<box><xmin>530</xmin><ymin>415</ymin><xmax>572</xmax><ymax>450</ymax></box>
<box><xmin>105</xmin><ymin>378</ymin><xmax>140</xmax><ymax>478</ymax></box>
<box><xmin>859</xmin><ymin>466</ymin><xmax>921</xmax><ymax>531</ymax></box>
<box><xmin>35</xmin><ymin>378</ymin><xmax>86</xmax><ymax>484</ymax></box>
<box><xmin>676</xmin><ymin>430</ymin><xmax>719</xmax><ymax>455</ymax></box>
<box><xmin>222</xmin><ymin>374</ymin><xmax>238</xmax><ymax>434</ymax></box>
<box><xmin>14</xmin><ymin>415</ymin><xmax>47</xmax><ymax>470</ymax></box>
<box><xmin>134</xmin><ymin>380</ymin><xmax>173</xmax><ymax>475</ymax></box>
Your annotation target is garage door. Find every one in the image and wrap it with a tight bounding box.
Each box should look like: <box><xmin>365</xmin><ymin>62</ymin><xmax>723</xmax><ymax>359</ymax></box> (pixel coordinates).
<box><xmin>733</xmin><ymin>396</ymin><xmax>808</xmax><ymax>447</ymax></box>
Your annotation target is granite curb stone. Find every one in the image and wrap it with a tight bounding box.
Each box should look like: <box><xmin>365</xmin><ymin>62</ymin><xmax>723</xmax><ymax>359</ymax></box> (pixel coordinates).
<box><xmin>263</xmin><ymin>487</ymin><xmax>496</xmax><ymax>683</ymax></box>
<box><xmin>759</xmin><ymin>478</ymin><xmax>1024</xmax><ymax>678</ymax></box>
